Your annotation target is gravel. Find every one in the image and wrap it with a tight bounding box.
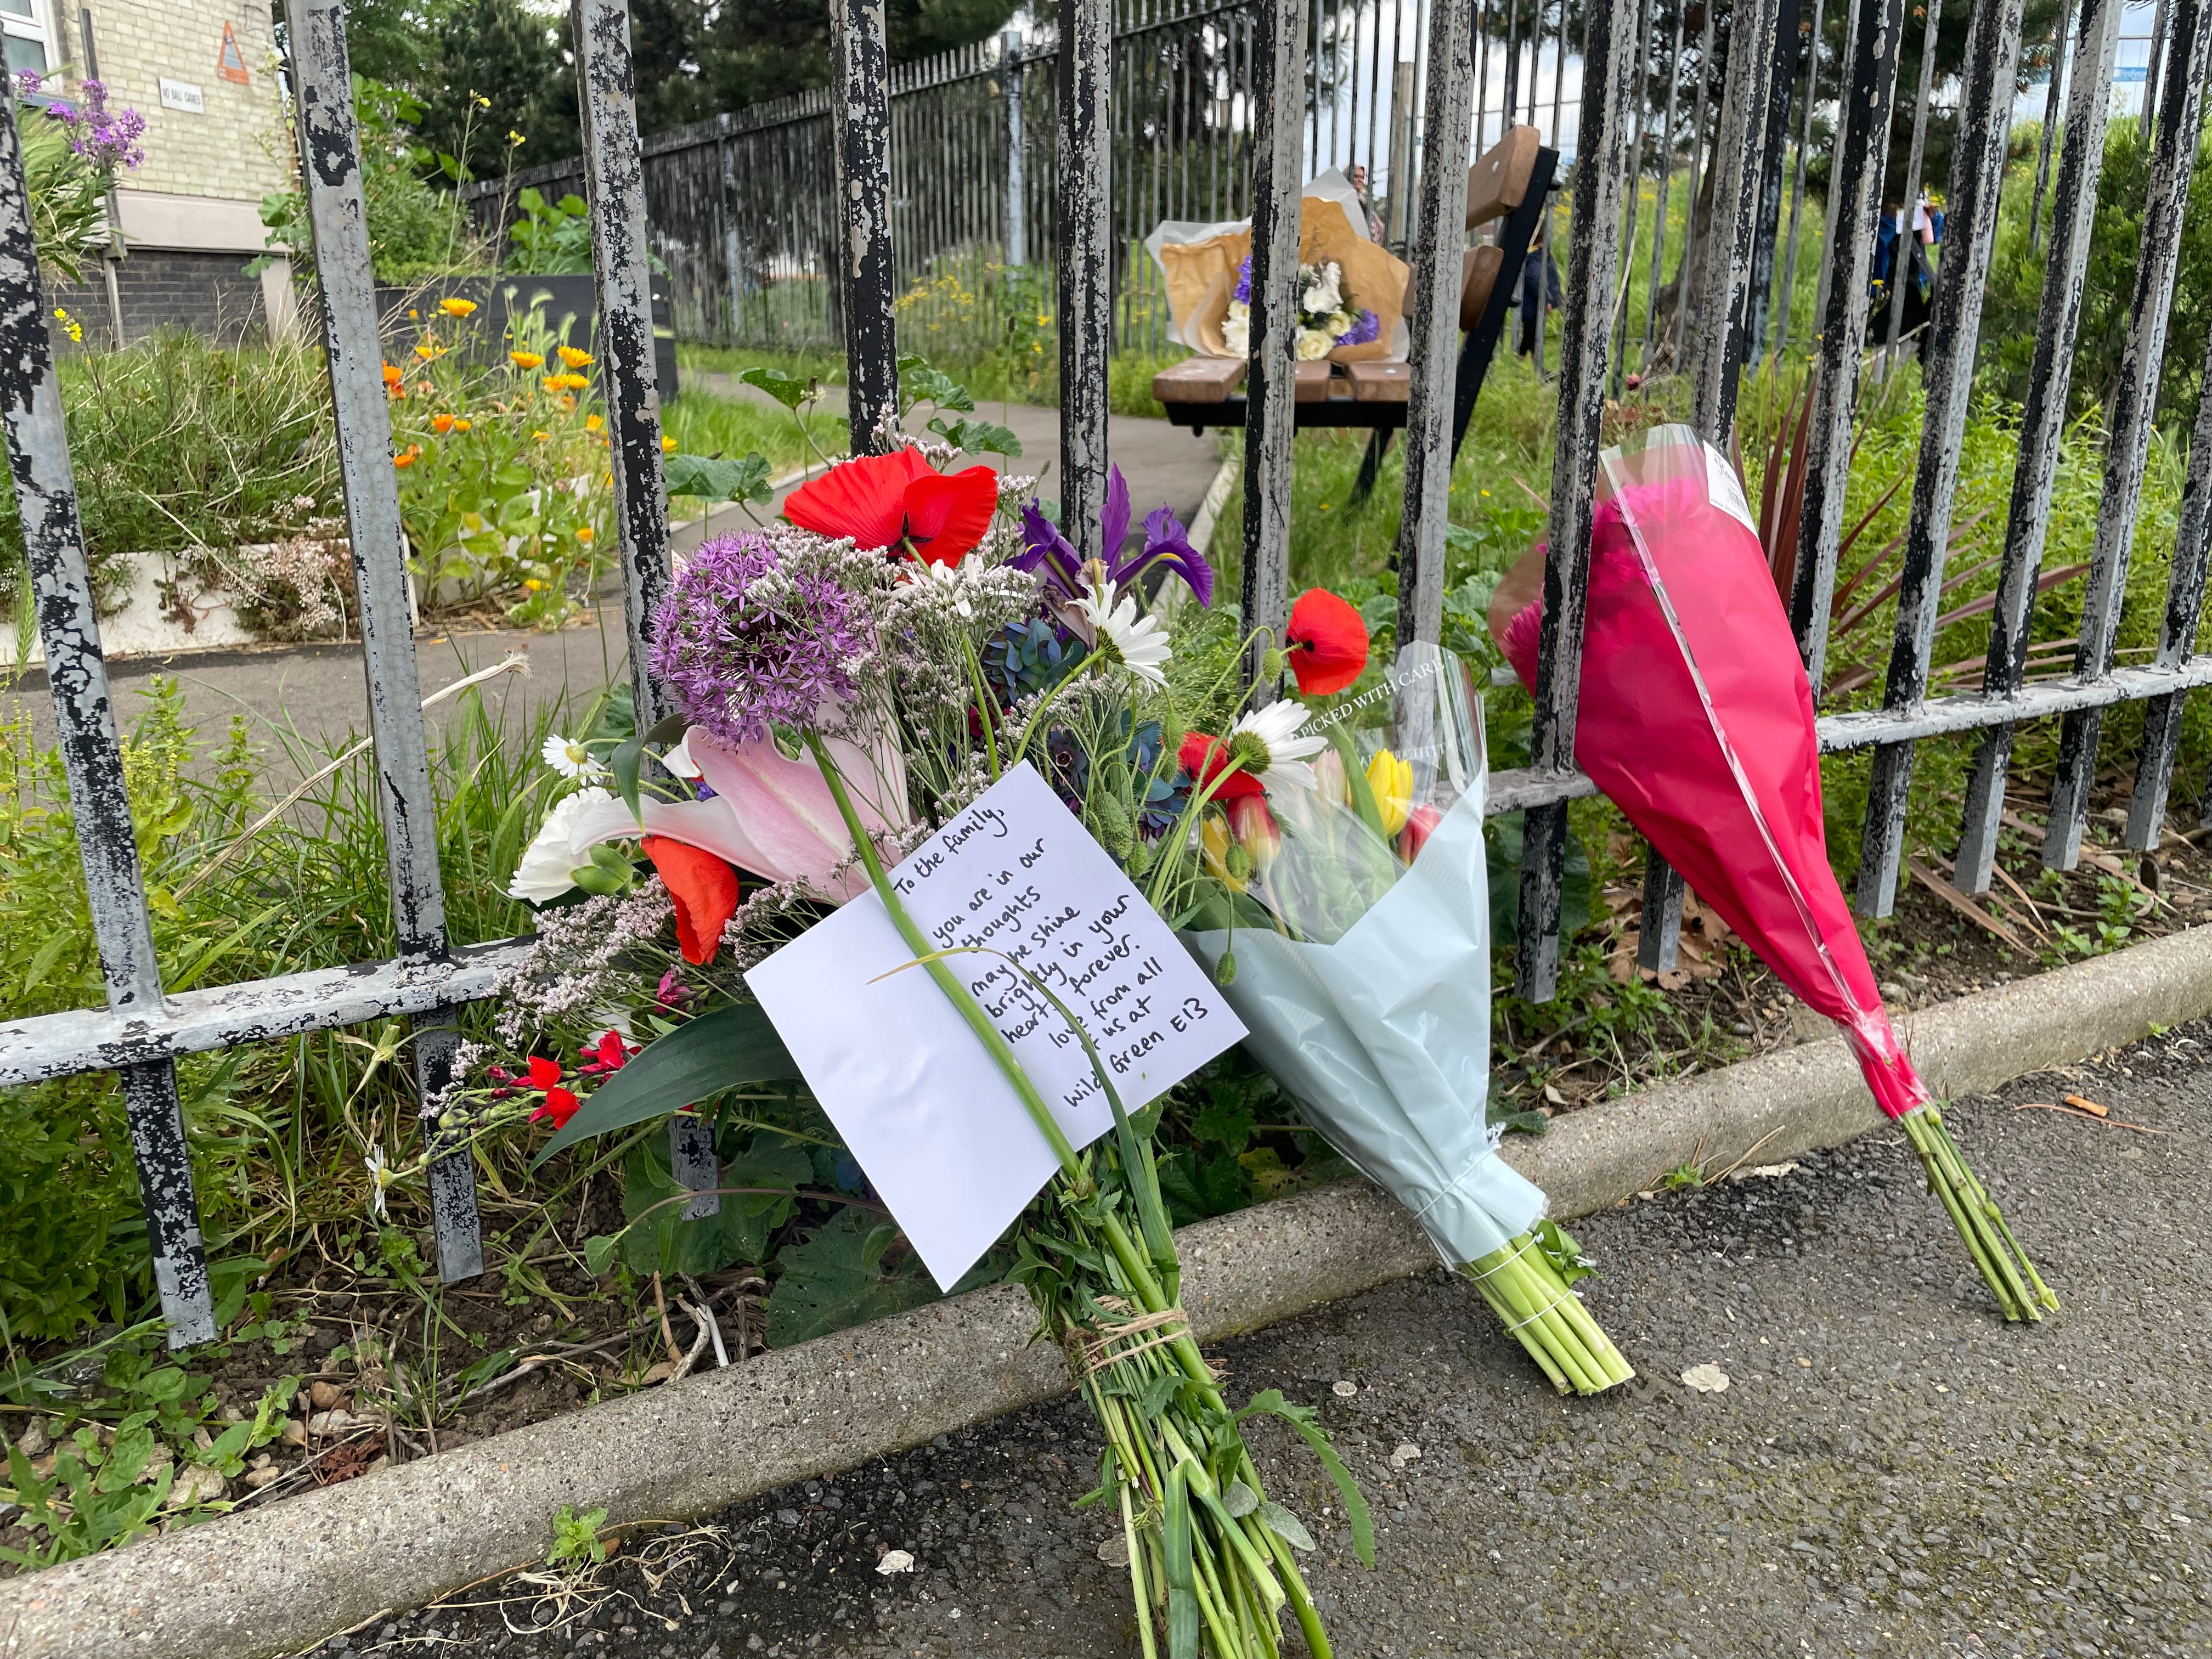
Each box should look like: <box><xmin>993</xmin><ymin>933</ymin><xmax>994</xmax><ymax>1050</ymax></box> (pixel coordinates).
<box><xmin>319</xmin><ymin>1021</ymin><xmax>2212</xmax><ymax>1658</ymax></box>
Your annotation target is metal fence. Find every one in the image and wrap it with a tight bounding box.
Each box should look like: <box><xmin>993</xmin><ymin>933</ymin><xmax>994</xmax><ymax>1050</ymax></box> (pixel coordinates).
<box><xmin>461</xmin><ymin>0</ymin><xmax>1598</xmax><ymax>360</ymax></box>
<box><xmin>4</xmin><ymin>0</ymin><xmax>2212</xmax><ymax>1348</ymax></box>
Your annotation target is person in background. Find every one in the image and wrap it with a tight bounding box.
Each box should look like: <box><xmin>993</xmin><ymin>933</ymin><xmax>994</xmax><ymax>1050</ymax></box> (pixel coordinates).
<box><xmin>1515</xmin><ymin>219</ymin><xmax>1564</xmax><ymax>360</ymax></box>
<box><xmin>1346</xmin><ymin>163</ymin><xmax>1387</xmax><ymax>242</ymax></box>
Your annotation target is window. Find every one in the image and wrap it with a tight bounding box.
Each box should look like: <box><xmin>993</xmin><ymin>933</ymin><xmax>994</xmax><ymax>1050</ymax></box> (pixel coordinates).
<box><xmin>1</xmin><ymin>0</ymin><xmax>50</xmax><ymax>78</ymax></box>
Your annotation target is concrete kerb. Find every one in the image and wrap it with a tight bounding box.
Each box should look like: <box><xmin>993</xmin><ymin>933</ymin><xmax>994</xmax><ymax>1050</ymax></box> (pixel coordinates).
<box><xmin>6</xmin><ymin>924</ymin><xmax>2210</xmax><ymax>1659</ymax></box>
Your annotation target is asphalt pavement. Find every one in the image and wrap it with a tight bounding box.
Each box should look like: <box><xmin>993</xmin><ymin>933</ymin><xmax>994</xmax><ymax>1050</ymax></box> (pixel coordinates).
<box><xmin>311</xmin><ymin>1020</ymin><xmax>2212</xmax><ymax>1658</ymax></box>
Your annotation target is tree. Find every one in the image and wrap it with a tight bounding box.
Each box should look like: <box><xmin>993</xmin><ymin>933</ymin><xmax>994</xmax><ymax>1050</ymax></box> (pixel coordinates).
<box><xmin>701</xmin><ymin>0</ymin><xmax>1023</xmax><ymax>113</ymax></box>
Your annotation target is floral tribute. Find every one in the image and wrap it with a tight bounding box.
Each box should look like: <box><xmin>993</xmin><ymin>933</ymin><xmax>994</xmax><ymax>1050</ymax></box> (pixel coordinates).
<box><xmin>406</xmin><ymin>392</ymin><xmax>1622</xmax><ymax>1651</ymax></box>
<box><xmin>1222</xmin><ymin>255</ymin><xmax>1381</xmax><ymax>361</ymax></box>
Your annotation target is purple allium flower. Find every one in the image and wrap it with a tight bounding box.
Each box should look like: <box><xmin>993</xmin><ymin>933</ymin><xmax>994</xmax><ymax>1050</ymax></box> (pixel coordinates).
<box><xmin>649</xmin><ymin>531</ymin><xmax>874</xmax><ymax>747</ymax></box>
<box><xmin>1232</xmin><ymin>255</ymin><xmax>1251</xmax><ymax>306</ymax></box>
<box><xmin>1334</xmin><ymin>308</ymin><xmax>1381</xmax><ymax>347</ymax></box>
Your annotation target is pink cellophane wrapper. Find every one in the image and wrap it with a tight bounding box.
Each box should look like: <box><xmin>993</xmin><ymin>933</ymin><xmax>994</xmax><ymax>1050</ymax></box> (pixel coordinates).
<box><xmin>1491</xmin><ymin>424</ymin><xmax>1928</xmax><ymax>1120</ymax></box>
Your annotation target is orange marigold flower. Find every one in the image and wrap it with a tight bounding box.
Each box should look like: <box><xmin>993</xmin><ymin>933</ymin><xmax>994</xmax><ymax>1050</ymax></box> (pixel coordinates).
<box><xmin>575</xmin><ymin>527</ymin><xmax>594</xmax><ymax>544</ymax></box>
<box><xmin>439</xmin><ymin>297</ymin><xmax>477</xmax><ymax>318</ymax></box>
<box><xmin>661</xmin><ymin>436</ymin><xmax>677</xmax><ymax>454</ymax></box>
<box><xmin>455</xmin><ymin>417</ymin><xmax>472</xmax><ymax>432</ymax></box>
<box><xmin>559</xmin><ymin>394</ymin><xmax>577</xmax><ymax>412</ymax></box>
<box><xmin>414</xmin><ymin>342</ymin><xmax>441</xmax><ymax>361</ymax></box>
<box><xmin>543</xmin><ymin>377</ymin><xmax>562</xmax><ymax>395</ymax></box>
<box><xmin>381</xmin><ymin>362</ymin><xmax>402</xmax><ymax>387</ymax></box>
<box><xmin>393</xmin><ymin>445</ymin><xmax>422</xmax><ymax>469</ymax></box>
<box><xmin>585</xmin><ymin>414</ymin><xmax>603</xmax><ymax>433</ymax></box>
<box><xmin>533</xmin><ymin>430</ymin><xmax>551</xmax><ymax>442</ymax></box>
<box><xmin>432</xmin><ymin>413</ymin><xmax>455</xmax><ymax>433</ymax></box>
<box><xmin>510</xmin><ymin>350</ymin><xmax>545</xmax><ymax>370</ymax></box>
<box><xmin>558</xmin><ymin>346</ymin><xmax>593</xmax><ymax>369</ymax></box>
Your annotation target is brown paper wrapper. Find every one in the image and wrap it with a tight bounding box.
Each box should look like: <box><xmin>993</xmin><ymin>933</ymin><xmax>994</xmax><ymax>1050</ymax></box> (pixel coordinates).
<box><xmin>1159</xmin><ymin>197</ymin><xmax>1409</xmax><ymax>365</ymax></box>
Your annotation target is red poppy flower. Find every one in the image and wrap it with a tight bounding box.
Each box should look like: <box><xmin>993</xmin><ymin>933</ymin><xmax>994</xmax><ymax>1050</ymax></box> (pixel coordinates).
<box><xmin>782</xmin><ymin>449</ymin><xmax>999</xmax><ymax>565</ymax></box>
<box><xmin>527</xmin><ymin>1054</ymin><xmax>564</xmax><ymax>1091</ymax></box>
<box><xmin>642</xmin><ymin>834</ymin><xmax>742</xmax><ymax>965</ymax></box>
<box><xmin>1284</xmin><ymin>588</ymin><xmax>1370</xmax><ymax>695</ymax></box>
<box><xmin>531</xmin><ymin>1086</ymin><xmax>581</xmax><ymax>1130</ymax></box>
<box><xmin>1177</xmin><ymin>731</ymin><xmax>1263</xmax><ymax>802</ymax></box>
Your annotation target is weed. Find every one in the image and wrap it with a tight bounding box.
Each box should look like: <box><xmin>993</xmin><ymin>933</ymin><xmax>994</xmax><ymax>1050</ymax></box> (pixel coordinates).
<box><xmin>548</xmin><ymin>1503</ymin><xmax>611</xmax><ymax>1571</ymax></box>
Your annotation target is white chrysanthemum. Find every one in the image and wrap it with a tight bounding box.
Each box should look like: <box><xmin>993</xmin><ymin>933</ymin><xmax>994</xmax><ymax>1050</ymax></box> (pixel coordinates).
<box><xmin>541</xmin><ymin>731</ymin><xmax>607</xmax><ymax>781</ymax></box>
<box><xmin>1229</xmin><ymin>699</ymin><xmax>1324</xmax><ymax>790</ymax></box>
<box><xmin>1325</xmin><ymin>310</ymin><xmax>1353</xmax><ymax>338</ymax></box>
<box><xmin>1075</xmin><ymin>582</ymin><xmax>1171</xmax><ymax>686</ymax></box>
<box><xmin>1301</xmin><ymin>266</ymin><xmax>1342</xmax><ymax>314</ymax></box>
<box><xmin>507</xmin><ymin>786</ymin><xmax>616</xmax><ymax>903</ymax></box>
<box><xmin>1295</xmin><ymin>328</ymin><xmax>1335</xmax><ymax>361</ymax></box>
<box><xmin>660</xmin><ymin>731</ymin><xmax>704</xmax><ymax>779</ymax></box>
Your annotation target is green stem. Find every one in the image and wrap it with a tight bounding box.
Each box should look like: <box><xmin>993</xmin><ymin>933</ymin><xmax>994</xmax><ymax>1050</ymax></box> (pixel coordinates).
<box><xmin>1120</xmin><ymin>1467</ymin><xmax>1160</xmax><ymax>1659</ymax></box>
<box><xmin>959</xmin><ymin>635</ymin><xmax>1003</xmax><ymax>782</ymax></box>
<box><xmin>805</xmin><ymin>731</ymin><xmax>1085</xmax><ymax>1185</ymax></box>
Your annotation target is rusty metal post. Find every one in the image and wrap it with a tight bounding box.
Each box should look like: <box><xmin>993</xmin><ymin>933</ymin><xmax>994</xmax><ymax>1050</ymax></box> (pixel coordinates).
<box><xmin>1397</xmin><ymin>0</ymin><xmax>1479</xmax><ymax>651</ymax></box>
<box><xmin>292</xmin><ymin>0</ymin><xmax>487</xmax><ymax>1283</ymax></box>
<box><xmin>1059</xmin><ymin>0</ymin><xmax>1113</xmax><ymax>558</ymax></box>
<box><xmin>1241</xmin><ymin>0</ymin><xmax>1307</xmax><ymax>692</ymax></box>
<box><xmin>830</xmin><ymin>0</ymin><xmax>899</xmax><ymax>447</ymax></box>
<box><xmin>0</xmin><ymin>78</ymin><xmax>217</xmax><ymax>1347</ymax></box>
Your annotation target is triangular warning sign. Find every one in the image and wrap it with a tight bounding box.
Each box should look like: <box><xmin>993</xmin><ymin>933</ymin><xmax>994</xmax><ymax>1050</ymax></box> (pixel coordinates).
<box><xmin>218</xmin><ymin>20</ymin><xmax>249</xmax><ymax>84</ymax></box>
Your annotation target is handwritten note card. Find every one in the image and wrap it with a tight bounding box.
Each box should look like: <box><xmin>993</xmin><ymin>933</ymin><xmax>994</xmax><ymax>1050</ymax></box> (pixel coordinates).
<box><xmin>746</xmin><ymin>763</ymin><xmax>1244</xmax><ymax>1289</ymax></box>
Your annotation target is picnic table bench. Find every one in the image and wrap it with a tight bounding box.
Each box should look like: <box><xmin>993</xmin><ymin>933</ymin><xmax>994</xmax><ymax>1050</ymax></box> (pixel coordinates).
<box><xmin>1152</xmin><ymin>125</ymin><xmax>1560</xmax><ymax>503</ymax></box>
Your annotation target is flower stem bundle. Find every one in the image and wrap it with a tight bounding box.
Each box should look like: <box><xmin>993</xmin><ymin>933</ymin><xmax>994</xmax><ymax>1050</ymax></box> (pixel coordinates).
<box><xmin>812</xmin><ymin>736</ymin><xmax>1364</xmax><ymax>1659</ymax></box>
<box><xmin>1898</xmin><ymin>1104</ymin><xmax>2055</xmax><ymax>1324</ymax></box>
<box><xmin>1460</xmin><ymin>1227</ymin><xmax>1634</xmax><ymax>1396</ymax></box>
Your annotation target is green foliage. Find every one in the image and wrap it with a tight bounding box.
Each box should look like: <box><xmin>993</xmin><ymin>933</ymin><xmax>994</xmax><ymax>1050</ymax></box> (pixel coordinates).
<box><xmin>505</xmin><ymin>187</ymin><xmax>592</xmax><ymax>275</ymax></box>
<box><xmin>546</xmin><ymin>1503</ymin><xmax>611</xmax><ymax>1570</ymax></box>
<box><xmin>1981</xmin><ymin>117</ymin><xmax>2212</xmax><ymax>429</ymax></box>
<box><xmin>257</xmin><ymin>77</ymin><xmax>492</xmax><ymax>285</ymax></box>
<box><xmin>16</xmin><ymin>101</ymin><xmax>114</xmax><ymax>287</ymax></box>
<box><xmin>536</xmin><ymin>1001</ymin><xmax>799</xmax><ymax>1161</ymax></box>
<box><xmin>0</xmin><ymin>331</ymin><xmax>338</xmax><ymax>618</ymax></box>
<box><xmin>763</xmin><ymin>1209</ymin><xmax>939</xmax><ymax>1346</ymax></box>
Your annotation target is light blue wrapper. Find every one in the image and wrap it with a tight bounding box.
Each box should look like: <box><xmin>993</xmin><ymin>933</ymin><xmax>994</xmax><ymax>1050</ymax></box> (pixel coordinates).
<box><xmin>1182</xmin><ymin>776</ymin><xmax>1544</xmax><ymax>1267</ymax></box>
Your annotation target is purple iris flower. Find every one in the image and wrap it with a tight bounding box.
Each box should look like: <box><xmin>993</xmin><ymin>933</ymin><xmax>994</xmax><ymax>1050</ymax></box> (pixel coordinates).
<box><xmin>1232</xmin><ymin>255</ymin><xmax>1252</xmax><ymax>306</ymax></box>
<box><xmin>1012</xmin><ymin>465</ymin><xmax>1215</xmax><ymax>610</ymax></box>
<box><xmin>1334</xmin><ymin>308</ymin><xmax>1381</xmax><ymax>347</ymax></box>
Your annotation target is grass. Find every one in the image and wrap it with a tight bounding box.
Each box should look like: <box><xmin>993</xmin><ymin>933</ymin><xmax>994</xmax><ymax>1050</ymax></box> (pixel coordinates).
<box><xmin>678</xmin><ymin>340</ymin><xmax>1190</xmax><ymax>420</ymax></box>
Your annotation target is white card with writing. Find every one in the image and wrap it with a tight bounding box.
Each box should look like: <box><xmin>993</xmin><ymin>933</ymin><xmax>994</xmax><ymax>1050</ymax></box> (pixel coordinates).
<box><xmin>745</xmin><ymin>762</ymin><xmax>1244</xmax><ymax>1290</ymax></box>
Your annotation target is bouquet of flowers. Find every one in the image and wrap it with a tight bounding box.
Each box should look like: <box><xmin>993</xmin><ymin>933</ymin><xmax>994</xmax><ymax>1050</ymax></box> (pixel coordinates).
<box><xmin>1176</xmin><ymin>613</ymin><xmax>1633</xmax><ymax>1396</ymax></box>
<box><xmin>1221</xmin><ymin>254</ymin><xmax>1381</xmax><ymax>362</ymax></box>
<box><xmin>1490</xmin><ymin>425</ymin><xmax>2054</xmax><ymax>1323</ymax></box>
<box><xmin>468</xmin><ymin>448</ymin><xmax>1372</xmax><ymax>1657</ymax></box>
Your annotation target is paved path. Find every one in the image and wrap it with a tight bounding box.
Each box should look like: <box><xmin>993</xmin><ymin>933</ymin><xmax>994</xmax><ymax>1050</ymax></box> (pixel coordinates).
<box><xmin>320</xmin><ymin>1023</ymin><xmax>2212</xmax><ymax>1658</ymax></box>
<box><xmin>4</xmin><ymin>397</ymin><xmax>1226</xmax><ymax>767</ymax></box>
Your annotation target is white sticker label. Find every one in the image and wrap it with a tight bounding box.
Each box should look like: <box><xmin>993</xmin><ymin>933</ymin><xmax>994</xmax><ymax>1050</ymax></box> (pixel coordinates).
<box><xmin>159</xmin><ymin>78</ymin><xmax>205</xmax><ymax>113</ymax></box>
<box><xmin>1702</xmin><ymin>439</ymin><xmax>1759</xmax><ymax>537</ymax></box>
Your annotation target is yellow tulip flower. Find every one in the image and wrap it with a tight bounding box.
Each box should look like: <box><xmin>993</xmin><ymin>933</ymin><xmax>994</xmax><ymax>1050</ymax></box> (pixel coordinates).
<box><xmin>1366</xmin><ymin>748</ymin><xmax>1413</xmax><ymax>837</ymax></box>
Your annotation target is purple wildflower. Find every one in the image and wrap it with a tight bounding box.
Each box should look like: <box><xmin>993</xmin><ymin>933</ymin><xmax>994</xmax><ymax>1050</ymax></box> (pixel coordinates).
<box><xmin>649</xmin><ymin>531</ymin><xmax>874</xmax><ymax>748</ymax></box>
<box><xmin>1232</xmin><ymin>255</ymin><xmax>1251</xmax><ymax>306</ymax></box>
<box><xmin>1010</xmin><ymin>465</ymin><xmax>1212</xmax><ymax>608</ymax></box>
<box><xmin>1334</xmin><ymin>308</ymin><xmax>1381</xmax><ymax>347</ymax></box>
<box><xmin>13</xmin><ymin>70</ymin><xmax>40</xmax><ymax>97</ymax></box>
<box><xmin>49</xmin><ymin>78</ymin><xmax>146</xmax><ymax>173</ymax></box>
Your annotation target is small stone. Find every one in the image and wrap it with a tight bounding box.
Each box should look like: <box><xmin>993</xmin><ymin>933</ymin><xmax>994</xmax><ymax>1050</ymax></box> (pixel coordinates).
<box><xmin>1331</xmin><ymin>1380</ymin><xmax>1358</xmax><ymax>1398</ymax></box>
<box><xmin>281</xmin><ymin>1418</ymin><xmax>308</xmax><ymax>1447</ymax></box>
<box><xmin>776</xmin><ymin>1508</ymin><xmax>802</xmax><ymax>1527</ymax></box>
<box><xmin>308</xmin><ymin>1380</ymin><xmax>348</xmax><ymax>1413</ymax></box>
<box><xmin>1390</xmin><ymin>1443</ymin><xmax>1421</xmax><ymax>1468</ymax></box>
<box><xmin>641</xmin><ymin>1362</ymin><xmax>676</xmax><ymax>1386</ymax></box>
<box><xmin>366</xmin><ymin>1456</ymin><xmax>389</xmax><ymax>1475</ymax></box>
<box><xmin>1097</xmin><ymin>1535</ymin><xmax>1130</xmax><ymax>1566</ymax></box>
<box><xmin>1681</xmin><ymin>1363</ymin><xmax>1731</xmax><ymax>1395</ymax></box>
<box><xmin>13</xmin><ymin>1419</ymin><xmax>48</xmax><ymax>1457</ymax></box>
<box><xmin>747</xmin><ymin>1638</ymin><xmax>765</xmax><ymax>1653</ymax></box>
<box><xmin>243</xmin><ymin>1465</ymin><xmax>283</xmax><ymax>1489</ymax></box>
<box><xmin>308</xmin><ymin>1409</ymin><xmax>357</xmax><ymax>1437</ymax></box>
<box><xmin>876</xmin><ymin>1549</ymin><xmax>916</xmax><ymax>1575</ymax></box>
<box><xmin>163</xmin><ymin>1464</ymin><xmax>227</xmax><ymax>1509</ymax></box>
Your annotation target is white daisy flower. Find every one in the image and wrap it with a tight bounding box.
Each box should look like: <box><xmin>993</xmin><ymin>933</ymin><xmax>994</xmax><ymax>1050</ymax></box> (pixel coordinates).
<box><xmin>1228</xmin><ymin>699</ymin><xmax>1324</xmax><ymax>790</ymax></box>
<box><xmin>541</xmin><ymin>731</ymin><xmax>607</xmax><ymax>781</ymax></box>
<box><xmin>365</xmin><ymin>1144</ymin><xmax>392</xmax><ymax>1219</ymax></box>
<box><xmin>1075</xmin><ymin>580</ymin><xmax>1172</xmax><ymax>686</ymax></box>
<box><xmin>507</xmin><ymin>786</ymin><xmax>616</xmax><ymax>902</ymax></box>
<box><xmin>661</xmin><ymin>730</ymin><xmax>704</xmax><ymax>779</ymax></box>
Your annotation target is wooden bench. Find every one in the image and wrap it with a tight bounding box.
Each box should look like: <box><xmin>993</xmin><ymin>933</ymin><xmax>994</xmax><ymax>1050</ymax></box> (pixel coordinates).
<box><xmin>1150</xmin><ymin>354</ymin><xmax>1245</xmax><ymax>404</ymax></box>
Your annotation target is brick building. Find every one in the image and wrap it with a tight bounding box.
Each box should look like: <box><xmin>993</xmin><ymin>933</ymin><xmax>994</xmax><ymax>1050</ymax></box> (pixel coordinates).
<box><xmin>27</xmin><ymin>0</ymin><xmax>292</xmax><ymax>343</ymax></box>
